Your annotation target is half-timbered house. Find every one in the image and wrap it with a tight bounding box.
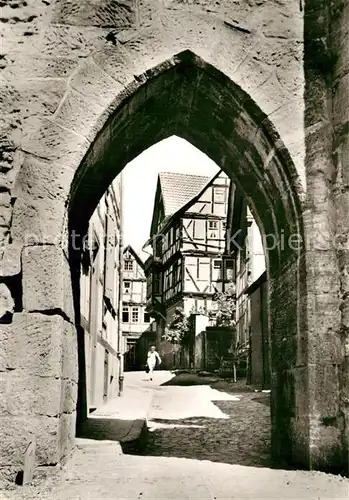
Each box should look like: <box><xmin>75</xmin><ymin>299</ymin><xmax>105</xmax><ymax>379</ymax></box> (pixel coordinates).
<box><xmin>224</xmin><ymin>183</ymin><xmax>269</xmax><ymax>387</ymax></box>
<box><xmin>80</xmin><ymin>176</ymin><xmax>123</xmax><ymax>412</ymax></box>
<box><xmin>121</xmin><ymin>245</ymin><xmax>153</xmax><ymax>369</ymax></box>
<box><xmin>144</xmin><ymin>170</ymin><xmax>230</xmax><ymax>366</ymax></box>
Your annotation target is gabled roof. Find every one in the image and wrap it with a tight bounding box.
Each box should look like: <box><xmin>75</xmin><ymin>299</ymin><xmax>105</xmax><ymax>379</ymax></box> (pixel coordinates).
<box><xmin>159</xmin><ymin>172</ymin><xmax>212</xmax><ymax>217</ymax></box>
<box><xmin>149</xmin><ymin>172</ymin><xmax>215</xmax><ymax>237</ymax></box>
<box><xmin>148</xmin><ymin>169</ymin><xmax>223</xmax><ymax>241</ymax></box>
<box><xmin>123</xmin><ymin>245</ymin><xmax>144</xmax><ymax>269</ymax></box>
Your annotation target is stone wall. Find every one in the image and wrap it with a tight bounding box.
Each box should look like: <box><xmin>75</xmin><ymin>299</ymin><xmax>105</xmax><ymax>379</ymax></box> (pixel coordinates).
<box><xmin>0</xmin><ymin>0</ymin><xmax>347</xmax><ymax>480</ymax></box>
<box><xmin>332</xmin><ymin>0</ymin><xmax>349</xmax><ymax>473</ymax></box>
<box><xmin>302</xmin><ymin>0</ymin><xmax>348</xmax><ymax>472</ymax></box>
<box><xmin>248</xmin><ymin>275</ymin><xmax>269</xmax><ymax>389</ymax></box>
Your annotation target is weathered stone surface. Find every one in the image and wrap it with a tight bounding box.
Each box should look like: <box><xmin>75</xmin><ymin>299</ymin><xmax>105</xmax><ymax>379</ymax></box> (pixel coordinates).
<box><xmin>59</xmin><ymin>411</ymin><xmax>76</xmax><ymax>461</ymax></box>
<box><xmin>2</xmin><ymin>54</ymin><xmax>79</xmax><ymax>81</ymax></box>
<box><xmin>333</xmin><ymin>72</ymin><xmax>349</xmax><ymax>128</ymax></box>
<box><xmin>22</xmin><ymin>245</ymin><xmax>74</xmax><ymax>321</ymax></box>
<box><xmin>23</xmin><ymin>440</ymin><xmax>35</xmax><ymax>485</ymax></box>
<box><xmin>1</xmin><ymin>79</ymin><xmax>67</xmax><ymax>120</ymax></box>
<box><xmin>61</xmin><ymin>379</ymin><xmax>78</xmax><ymax>414</ymax></box>
<box><xmin>54</xmin><ymin>0</ymin><xmax>136</xmax><ymax>29</ymax></box>
<box><xmin>10</xmin><ymin>154</ymin><xmax>76</xmax><ymax>246</ymax></box>
<box><xmin>62</xmin><ymin>322</ymin><xmax>79</xmax><ymax>383</ymax></box>
<box><xmin>1</xmin><ymin>370</ymin><xmax>62</xmax><ymax>417</ymax></box>
<box><xmin>0</xmin><ymin>415</ymin><xmax>61</xmax><ymax>468</ymax></box>
<box><xmin>1</xmin><ymin>313</ymin><xmax>64</xmax><ymax>376</ymax></box>
<box><xmin>20</xmin><ymin>118</ymin><xmax>89</xmax><ymax>164</ymax></box>
<box><xmin>53</xmin><ymin>89</ymin><xmax>105</xmax><ymax>140</ymax></box>
<box><xmin>69</xmin><ymin>59</ymin><xmax>122</xmax><ymax>109</ymax></box>
<box><xmin>0</xmin><ymin>242</ymin><xmax>22</xmax><ymax>276</ymax></box>
<box><xmin>41</xmin><ymin>25</ymin><xmax>109</xmax><ymax>59</ymax></box>
<box><xmin>0</xmin><ymin>282</ymin><xmax>14</xmax><ymax>320</ymax></box>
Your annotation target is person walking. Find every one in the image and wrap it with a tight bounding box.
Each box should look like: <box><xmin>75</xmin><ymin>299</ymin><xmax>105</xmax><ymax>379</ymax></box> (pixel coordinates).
<box><xmin>146</xmin><ymin>345</ymin><xmax>161</xmax><ymax>380</ymax></box>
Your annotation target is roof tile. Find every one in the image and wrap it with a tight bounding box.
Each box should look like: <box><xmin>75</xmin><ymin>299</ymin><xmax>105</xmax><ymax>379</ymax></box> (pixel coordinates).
<box><xmin>159</xmin><ymin>172</ymin><xmax>211</xmax><ymax>216</ymax></box>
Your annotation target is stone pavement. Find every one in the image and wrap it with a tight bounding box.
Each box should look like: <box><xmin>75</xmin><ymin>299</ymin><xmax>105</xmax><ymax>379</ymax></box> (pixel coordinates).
<box><xmin>1</xmin><ymin>371</ymin><xmax>348</xmax><ymax>499</ymax></box>
<box><xmin>2</xmin><ymin>451</ymin><xmax>348</xmax><ymax>500</ymax></box>
<box><xmin>77</xmin><ymin>371</ymin><xmax>174</xmax><ymax>443</ymax></box>
<box><xmin>143</xmin><ymin>382</ymin><xmax>271</xmax><ymax>468</ymax></box>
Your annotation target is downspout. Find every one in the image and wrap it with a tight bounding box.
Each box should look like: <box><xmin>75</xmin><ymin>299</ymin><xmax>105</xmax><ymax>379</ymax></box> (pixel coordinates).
<box><xmin>117</xmin><ymin>172</ymin><xmax>124</xmax><ymax>396</ymax></box>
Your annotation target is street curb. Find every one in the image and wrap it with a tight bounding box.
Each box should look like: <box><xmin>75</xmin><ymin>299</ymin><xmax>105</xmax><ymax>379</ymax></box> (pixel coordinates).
<box><xmin>120</xmin><ymin>418</ymin><xmax>149</xmax><ymax>455</ymax></box>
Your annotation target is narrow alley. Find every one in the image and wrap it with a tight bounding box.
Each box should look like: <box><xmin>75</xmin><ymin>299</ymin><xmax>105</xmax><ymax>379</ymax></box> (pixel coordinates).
<box><xmin>3</xmin><ymin>372</ymin><xmax>347</xmax><ymax>499</ymax></box>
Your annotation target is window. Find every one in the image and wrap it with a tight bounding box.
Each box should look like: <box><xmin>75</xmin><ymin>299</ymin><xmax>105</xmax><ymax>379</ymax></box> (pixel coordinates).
<box><xmin>193</xmin><ymin>219</ymin><xmax>205</xmax><ymax>240</ymax></box>
<box><xmin>124</xmin><ymin>260</ymin><xmax>133</xmax><ymax>271</ymax></box>
<box><xmin>214</xmin><ymin>187</ymin><xmax>225</xmax><ymax>203</ymax></box>
<box><xmin>214</xmin><ymin>260</ymin><xmax>222</xmax><ymax>269</ymax></box>
<box><xmin>122</xmin><ymin>307</ymin><xmax>129</xmax><ymax>323</ymax></box>
<box><xmin>124</xmin><ymin>281</ymin><xmax>131</xmax><ymax>294</ymax></box>
<box><xmin>132</xmin><ymin>307</ymin><xmax>139</xmax><ymax>323</ymax></box>
<box><xmin>154</xmin><ymin>274</ymin><xmax>161</xmax><ymax>294</ymax></box>
<box><xmin>155</xmin><ymin>236</ymin><xmax>162</xmax><ymax>258</ymax></box>
<box><xmin>144</xmin><ymin>312</ymin><xmax>150</xmax><ymax>323</ymax></box>
<box><xmin>209</xmin><ymin>220</ymin><xmax>218</xmax><ymax>230</ymax></box>
<box><xmin>91</xmin><ymin>234</ymin><xmax>99</xmax><ymax>262</ymax></box>
<box><xmin>222</xmin><ymin>221</ymin><xmax>227</xmax><ymax>230</ymax></box>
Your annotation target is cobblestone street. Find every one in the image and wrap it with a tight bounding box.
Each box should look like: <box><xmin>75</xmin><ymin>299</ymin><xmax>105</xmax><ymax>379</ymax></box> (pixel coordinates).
<box><xmin>138</xmin><ymin>374</ymin><xmax>271</xmax><ymax>468</ymax></box>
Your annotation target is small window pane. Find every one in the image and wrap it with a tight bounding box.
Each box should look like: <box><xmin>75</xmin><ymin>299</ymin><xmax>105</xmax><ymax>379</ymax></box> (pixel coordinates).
<box><xmin>122</xmin><ymin>307</ymin><xmax>129</xmax><ymax>323</ymax></box>
<box><xmin>132</xmin><ymin>307</ymin><xmax>139</xmax><ymax>323</ymax></box>
<box><xmin>124</xmin><ymin>260</ymin><xmax>133</xmax><ymax>271</ymax></box>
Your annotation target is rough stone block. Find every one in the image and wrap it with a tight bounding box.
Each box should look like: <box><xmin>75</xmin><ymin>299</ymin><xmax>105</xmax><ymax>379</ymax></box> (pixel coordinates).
<box><xmin>59</xmin><ymin>411</ymin><xmax>76</xmax><ymax>462</ymax></box>
<box><xmin>62</xmin><ymin>323</ymin><xmax>79</xmax><ymax>383</ymax></box>
<box><xmin>0</xmin><ymin>282</ymin><xmax>14</xmax><ymax>320</ymax></box>
<box><xmin>23</xmin><ymin>440</ymin><xmax>35</xmax><ymax>485</ymax></box>
<box><xmin>233</xmin><ymin>56</ymin><xmax>272</xmax><ymax>97</ymax></box>
<box><xmin>10</xmin><ymin>155</ymin><xmax>75</xmax><ymax>244</ymax></box>
<box><xmin>333</xmin><ymin>72</ymin><xmax>349</xmax><ymax>128</ymax></box>
<box><xmin>92</xmin><ymin>43</ymin><xmax>137</xmax><ymax>84</ymax></box>
<box><xmin>1</xmin><ymin>79</ymin><xmax>67</xmax><ymax>119</ymax></box>
<box><xmin>53</xmin><ymin>89</ymin><xmax>106</xmax><ymax>142</ymax></box>
<box><xmin>0</xmin><ymin>242</ymin><xmax>22</xmax><ymax>277</ymax></box>
<box><xmin>61</xmin><ymin>379</ymin><xmax>78</xmax><ymax>414</ymax></box>
<box><xmin>69</xmin><ymin>59</ymin><xmax>122</xmax><ymax>110</ymax></box>
<box><xmin>309</xmin><ymin>363</ymin><xmax>340</xmax><ymax>418</ymax></box>
<box><xmin>34</xmin><ymin>416</ymin><xmax>62</xmax><ymax>465</ymax></box>
<box><xmin>1</xmin><ymin>370</ymin><xmax>61</xmax><ymax>417</ymax></box>
<box><xmin>54</xmin><ymin>0</ymin><xmax>136</xmax><ymax>29</ymax></box>
<box><xmin>40</xmin><ymin>25</ymin><xmax>108</xmax><ymax>59</ymax></box>
<box><xmin>1</xmin><ymin>312</ymin><xmax>64</xmax><ymax>377</ymax></box>
<box><xmin>0</xmin><ymin>415</ymin><xmax>60</xmax><ymax>468</ymax></box>
<box><xmin>21</xmin><ymin>117</ymin><xmax>89</xmax><ymax>164</ymax></box>
<box><xmin>2</xmin><ymin>55</ymin><xmax>78</xmax><ymax>81</ymax></box>
<box><xmin>22</xmin><ymin>245</ymin><xmax>74</xmax><ymax>321</ymax></box>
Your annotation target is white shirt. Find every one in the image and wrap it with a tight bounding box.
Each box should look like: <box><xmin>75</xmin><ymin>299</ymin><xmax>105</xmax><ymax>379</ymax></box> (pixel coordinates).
<box><xmin>147</xmin><ymin>350</ymin><xmax>161</xmax><ymax>366</ymax></box>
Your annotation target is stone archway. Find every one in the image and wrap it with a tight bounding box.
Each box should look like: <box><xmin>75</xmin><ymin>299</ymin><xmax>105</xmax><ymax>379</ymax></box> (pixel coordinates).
<box><xmin>0</xmin><ymin>0</ymin><xmax>346</xmax><ymax>477</ymax></box>
<box><xmin>66</xmin><ymin>50</ymin><xmax>307</xmax><ymax>467</ymax></box>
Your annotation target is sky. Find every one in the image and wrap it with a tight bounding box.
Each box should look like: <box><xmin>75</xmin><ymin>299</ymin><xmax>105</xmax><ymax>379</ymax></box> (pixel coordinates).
<box><xmin>121</xmin><ymin>136</ymin><xmax>220</xmax><ymax>260</ymax></box>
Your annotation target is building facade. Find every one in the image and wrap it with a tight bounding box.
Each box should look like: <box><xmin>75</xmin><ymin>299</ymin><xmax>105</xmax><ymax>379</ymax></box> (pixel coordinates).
<box><xmin>145</xmin><ymin>171</ymin><xmax>230</xmax><ymax>367</ymax></box>
<box><xmin>121</xmin><ymin>245</ymin><xmax>153</xmax><ymax>370</ymax></box>
<box><xmin>225</xmin><ymin>183</ymin><xmax>268</xmax><ymax>386</ymax></box>
<box><xmin>80</xmin><ymin>175</ymin><xmax>123</xmax><ymax>412</ymax></box>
